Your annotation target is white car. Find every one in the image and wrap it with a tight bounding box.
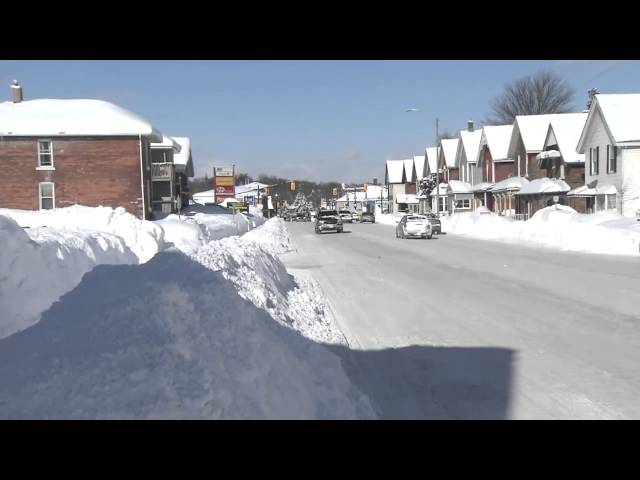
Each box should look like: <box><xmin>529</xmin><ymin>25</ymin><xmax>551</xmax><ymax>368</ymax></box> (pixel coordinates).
<box><xmin>395</xmin><ymin>214</ymin><xmax>433</xmax><ymax>239</ymax></box>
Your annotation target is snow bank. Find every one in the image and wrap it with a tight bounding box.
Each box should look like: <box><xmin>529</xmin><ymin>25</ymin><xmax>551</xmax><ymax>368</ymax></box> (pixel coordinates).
<box><xmin>376</xmin><ymin>213</ymin><xmax>406</xmax><ymax>225</ymax></box>
<box><xmin>0</xmin><ymin>205</ymin><xmax>163</xmax><ymax>263</ymax></box>
<box><xmin>440</xmin><ymin>206</ymin><xmax>640</xmax><ymax>256</ymax></box>
<box><xmin>0</xmin><ymin>215</ymin><xmax>137</xmax><ymax>339</ymax></box>
<box><xmin>193</xmin><ymin>218</ymin><xmax>346</xmax><ymax>345</ymax></box>
<box><xmin>0</xmin><ymin>252</ymin><xmax>375</xmax><ymax>419</ymax></box>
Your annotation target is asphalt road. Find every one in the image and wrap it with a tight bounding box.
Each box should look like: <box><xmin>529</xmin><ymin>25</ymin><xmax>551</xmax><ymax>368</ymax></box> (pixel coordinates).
<box><xmin>281</xmin><ymin>220</ymin><xmax>640</xmax><ymax>419</ymax></box>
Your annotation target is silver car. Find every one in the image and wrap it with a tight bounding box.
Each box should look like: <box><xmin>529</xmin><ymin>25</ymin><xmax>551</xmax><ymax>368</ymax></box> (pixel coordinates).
<box><xmin>395</xmin><ymin>214</ymin><xmax>433</xmax><ymax>239</ymax></box>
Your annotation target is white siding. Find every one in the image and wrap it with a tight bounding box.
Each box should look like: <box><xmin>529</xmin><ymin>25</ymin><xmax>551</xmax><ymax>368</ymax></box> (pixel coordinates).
<box><xmin>621</xmin><ymin>148</ymin><xmax>640</xmax><ymax>217</ymax></box>
<box><xmin>584</xmin><ymin>109</ymin><xmax>621</xmax><ymax>187</ymax></box>
<box><xmin>390</xmin><ymin>183</ymin><xmax>406</xmax><ymax>213</ymax></box>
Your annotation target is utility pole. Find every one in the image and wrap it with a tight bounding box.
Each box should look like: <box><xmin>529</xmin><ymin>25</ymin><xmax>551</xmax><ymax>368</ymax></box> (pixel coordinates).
<box><xmin>435</xmin><ymin>117</ymin><xmax>440</xmax><ymax>217</ymax></box>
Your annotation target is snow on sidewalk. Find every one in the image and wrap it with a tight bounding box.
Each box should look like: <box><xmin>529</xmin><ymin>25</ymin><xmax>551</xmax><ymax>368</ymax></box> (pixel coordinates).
<box><xmin>377</xmin><ymin>206</ymin><xmax>640</xmax><ymax>256</ymax></box>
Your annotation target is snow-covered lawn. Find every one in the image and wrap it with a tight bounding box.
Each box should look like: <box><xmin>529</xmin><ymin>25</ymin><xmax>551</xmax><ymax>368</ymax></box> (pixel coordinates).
<box><xmin>0</xmin><ymin>205</ymin><xmax>371</xmax><ymax>419</ymax></box>
<box><xmin>377</xmin><ymin>206</ymin><xmax>640</xmax><ymax>256</ymax></box>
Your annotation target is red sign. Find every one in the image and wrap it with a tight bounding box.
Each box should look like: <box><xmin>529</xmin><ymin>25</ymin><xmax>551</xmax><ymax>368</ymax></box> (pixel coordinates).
<box><xmin>215</xmin><ymin>186</ymin><xmax>234</xmax><ymax>194</ymax></box>
<box><xmin>213</xmin><ymin>165</ymin><xmax>236</xmax><ymax>203</ymax></box>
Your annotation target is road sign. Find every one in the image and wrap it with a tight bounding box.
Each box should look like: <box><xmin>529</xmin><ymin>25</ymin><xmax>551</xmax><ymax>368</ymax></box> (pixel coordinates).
<box><xmin>553</xmin><ymin>195</ymin><xmax>559</xmax><ymax>203</ymax></box>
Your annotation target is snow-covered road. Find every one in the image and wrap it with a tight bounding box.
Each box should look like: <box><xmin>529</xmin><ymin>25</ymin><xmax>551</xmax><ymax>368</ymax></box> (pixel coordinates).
<box><xmin>281</xmin><ymin>221</ymin><xmax>640</xmax><ymax>419</ymax></box>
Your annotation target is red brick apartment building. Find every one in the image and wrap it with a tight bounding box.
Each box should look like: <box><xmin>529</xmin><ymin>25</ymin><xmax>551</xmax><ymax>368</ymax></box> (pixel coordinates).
<box><xmin>0</xmin><ymin>81</ymin><xmax>164</xmax><ymax>219</ymax></box>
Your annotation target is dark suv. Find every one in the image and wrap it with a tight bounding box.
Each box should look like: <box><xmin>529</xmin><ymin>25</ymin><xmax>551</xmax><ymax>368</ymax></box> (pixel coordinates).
<box><xmin>315</xmin><ymin>210</ymin><xmax>343</xmax><ymax>234</ymax></box>
<box><xmin>426</xmin><ymin>213</ymin><xmax>442</xmax><ymax>234</ymax></box>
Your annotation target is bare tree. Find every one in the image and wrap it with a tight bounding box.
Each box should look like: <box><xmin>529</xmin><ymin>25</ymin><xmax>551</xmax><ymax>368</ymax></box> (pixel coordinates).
<box><xmin>486</xmin><ymin>70</ymin><xmax>576</xmax><ymax>125</ymax></box>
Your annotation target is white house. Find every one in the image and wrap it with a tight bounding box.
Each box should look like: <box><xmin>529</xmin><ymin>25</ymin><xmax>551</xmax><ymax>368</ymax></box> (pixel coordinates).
<box><xmin>438</xmin><ymin>138</ymin><xmax>460</xmax><ymax>182</ymax></box>
<box><xmin>456</xmin><ymin>121</ymin><xmax>483</xmax><ymax>185</ymax></box>
<box><xmin>576</xmin><ymin>93</ymin><xmax>640</xmax><ymax>217</ymax></box>
<box><xmin>385</xmin><ymin>159</ymin><xmax>409</xmax><ymax>213</ymax></box>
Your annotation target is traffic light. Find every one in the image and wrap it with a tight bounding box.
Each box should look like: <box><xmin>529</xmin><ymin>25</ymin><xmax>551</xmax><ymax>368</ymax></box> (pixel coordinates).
<box><xmin>290</xmin><ymin>180</ymin><xmax>296</xmax><ymax>191</ymax></box>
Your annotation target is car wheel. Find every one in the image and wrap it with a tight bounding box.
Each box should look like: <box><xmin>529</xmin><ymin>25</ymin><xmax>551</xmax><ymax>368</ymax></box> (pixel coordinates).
<box><xmin>427</xmin><ymin>234</ymin><xmax>432</xmax><ymax>239</ymax></box>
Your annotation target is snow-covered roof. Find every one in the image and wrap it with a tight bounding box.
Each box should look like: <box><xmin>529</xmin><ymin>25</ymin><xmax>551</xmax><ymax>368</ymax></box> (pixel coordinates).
<box><xmin>429</xmin><ymin>183</ymin><xmax>449</xmax><ymax>196</ymax></box>
<box><xmin>151</xmin><ymin>135</ymin><xmax>180</xmax><ymax>150</ymax></box>
<box><xmin>509</xmin><ymin>113</ymin><xmax>579</xmax><ymax>156</ymax></box>
<box><xmin>403</xmin><ymin>158</ymin><xmax>416</xmax><ymax>182</ymax></box>
<box><xmin>235</xmin><ymin>182</ymin><xmax>270</xmax><ymax>195</ymax></box>
<box><xmin>386</xmin><ymin>160</ymin><xmax>406</xmax><ymax>184</ymax></box>
<box><xmin>516</xmin><ymin>178</ymin><xmax>570</xmax><ymax>195</ymax></box>
<box><xmin>567</xmin><ymin>185</ymin><xmax>596</xmax><ymax>196</ymax></box>
<box><xmin>425</xmin><ymin>147</ymin><xmax>439</xmax><ymax>174</ymax></box>
<box><xmin>171</xmin><ymin>137</ymin><xmax>194</xmax><ymax>177</ymax></box>
<box><xmin>490</xmin><ymin>176</ymin><xmax>529</xmax><ymax>192</ymax></box>
<box><xmin>446</xmin><ymin>180</ymin><xmax>472</xmax><ymax>194</ymax></box>
<box><xmin>577</xmin><ymin>94</ymin><xmax>640</xmax><ymax>151</ymax></box>
<box><xmin>479</xmin><ymin>125</ymin><xmax>513</xmax><ymax>163</ymax></box>
<box><xmin>414</xmin><ymin>155</ymin><xmax>426</xmax><ymax>179</ymax></box>
<box><xmin>457</xmin><ymin>130</ymin><xmax>483</xmax><ymax>167</ymax></box>
<box><xmin>470</xmin><ymin>182</ymin><xmax>495</xmax><ymax>192</ymax></box>
<box><xmin>439</xmin><ymin>138</ymin><xmax>459</xmax><ymax>168</ymax></box>
<box><xmin>395</xmin><ymin>193</ymin><xmax>419</xmax><ymax>204</ymax></box>
<box><xmin>0</xmin><ymin>99</ymin><xmax>162</xmax><ymax>141</ymax></box>
<box><xmin>543</xmin><ymin>113</ymin><xmax>587</xmax><ymax>164</ymax></box>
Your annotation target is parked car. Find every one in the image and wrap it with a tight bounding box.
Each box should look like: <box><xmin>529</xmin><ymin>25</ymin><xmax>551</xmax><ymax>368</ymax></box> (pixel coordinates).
<box><xmin>351</xmin><ymin>211</ymin><xmax>360</xmax><ymax>222</ymax></box>
<box><xmin>339</xmin><ymin>210</ymin><xmax>353</xmax><ymax>223</ymax></box>
<box><xmin>395</xmin><ymin>214</ymin><xmax>433</xmax><ymax>239</ymax></box>
<box><xmin>315</xmin><ymin>209</ymin><xmax>343</xmax><ymax>234</ymax></box>
<box><xmin>360</xmin><ymin>212</ymin><xmax>375</xmax><ymax>223</ymax></box>
<box><xmin>425</xmin><ymin>213</ymin><xmax>442</xmax><ymax>234</ymax></box>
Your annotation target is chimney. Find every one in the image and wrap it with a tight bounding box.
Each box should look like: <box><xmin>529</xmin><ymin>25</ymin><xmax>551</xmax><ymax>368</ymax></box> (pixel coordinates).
<box><xmin>11</xmin><ymin>80</ymin><xmax>23</xmax><ymax>103</ymax></box>
<box><xmin>587</xmin><ymin>88</ymin><xmax>599</xmax><ymax>109</ymax></box>
<box><xmin>467</xmin><ymin>119</ymin><xmax>474</xmax><ymax>132</ymax></box>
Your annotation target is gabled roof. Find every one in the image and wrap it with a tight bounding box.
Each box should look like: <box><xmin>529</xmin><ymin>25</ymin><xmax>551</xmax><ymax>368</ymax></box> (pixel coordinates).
<box><xmin>413</xmin><ymin>155</ymin><xmax>426</xmax><ymax>179</ymax></box>
<box><xmin>0</xmin><ymin>99</ymin><xmax>163</xmax><ymax>141</ymax></box>
<box><xmin>456</xmin><ymin>129</ymin><xmax>483</xmax><ymax>167</ymax></box>
<box><xmin>508</xmin><ymin>113</ymin><xmax>579</xmax><ymax>157</ymax></box>
<box><xmin>171</xmin><ymin>137</ymin><xmax>194</xmax><ymax>177</ymax></box>
<box><xmin>577</xmin><ymin>94</ymin><xmax>640</xmax><ymax>152</ymax></box>
<box><xmin>385</xmin><ymin>160</ymin><xmax>406</xmax><ymax>184</ymax></box>
<box><xmin>425</xmin><ymin>147</ymin><xmax>439</xmax><ymax>175</ymax></box>
<box><xmin>479</xmin><ymin>125</ymin><xmax>513</xmax><ymax>164</ymax></box>
<box><xmin>403</xmin><ymin>158</ymin><xmax>416</xmax><ymax>182</ymax></box>
<box><xmin>439</xmin><ymin>138</ymin><xmax>459</xmax><ymax>169</ymax></box>
<box><xmin>543</xmin><ymin>113</ymin><xmax>587</xmax><ymax>164</ymax></box>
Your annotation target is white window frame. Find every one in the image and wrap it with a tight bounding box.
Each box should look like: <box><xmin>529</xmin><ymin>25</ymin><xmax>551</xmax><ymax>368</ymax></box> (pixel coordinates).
<box><xmin>36</xmin><ymin>139</ymin><xmax>55</xmax><ymax>170</ymax></box>
<box><xmin>39</xmin><ymin>182</ymin><xmax>55</xmax><ymax>210</ymax></box>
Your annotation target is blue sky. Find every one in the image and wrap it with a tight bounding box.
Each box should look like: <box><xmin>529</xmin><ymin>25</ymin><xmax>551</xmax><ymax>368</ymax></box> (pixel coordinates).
<box><xmin>2</xmin><ymin>60</ymin><xmax>640</xmax><ymax>182</ymax></box>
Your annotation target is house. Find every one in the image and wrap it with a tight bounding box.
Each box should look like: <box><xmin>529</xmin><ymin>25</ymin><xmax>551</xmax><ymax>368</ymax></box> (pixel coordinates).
<box><xmin>385</xmin><ymin>159</ymin><xmax>411</xmax><ymax>213</ymax></box>
<box><xmin>0</xmin><ymin>81</ymin><xmax>162</xmax><ymax>219</ymax></box>
<box><xmin>456</xmin><ymin>120</ymin><xmax>483</xmax><ymax>185</ymax></box>
<box><xmin>446</xmin><ymin>180</ymin><xmax>473</xmax><ymax>214</ymax></box>
<box><xmin>430</xmin><ymin>183</ymin><xmax>448</xmax><ymax>215</ymax></box>
<box><xmin>476</xmin><ymin>125</ymin><xmax>513</xmax><ymax>210</ymax></box>
<box><xmin>575</xmin><ymin>93</ymin><xmax>640</xmax><ymax>217</ymax></box>
<box><xmin>525</xmin><ymin>113</ymin><xmax>588</xmax><ymax>215</ymax></box>
<box><xmin>149</xmin><ymin>135</ymin><xmax>195</xmax><ymax>214</ymax></box>
<box><xmin>335</xmin><ymin>185</ymin><xmax>387</xmax><ymax>211</ymax></box>
<box><xmin>413</xmin><ymin>154</ymin><xmax>430</xmax><ymax>213</ymax></box>
<box><xmin>507</xmin><ymin>113</ymin><xmax>583</xmax><ymax>181</ymax></box>
<box><xmin>438</xmin><ymin>138</ymin><xmax>460</xmax><ymax>182</ymax></box>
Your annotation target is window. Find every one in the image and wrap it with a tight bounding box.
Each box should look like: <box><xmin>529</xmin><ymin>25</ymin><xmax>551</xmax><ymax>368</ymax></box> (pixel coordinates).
<box><xmin>608</xmin><ymin>145</ymin><xmax>617</xmax><ymax>173</ymax></box>
<box><xmin>37</xmin><ymin>140</ymin><xmax>53</xmax><ymax>168</ymax></box>
<box><xmin>39</xmin><ymin>182</ymin><xmax>55</xmax><ymax>210</ymax></box>
<box><xmin>455</xmin><ymin>199</ymin><xmax>471</xmax><ymax>209</ymax></box>
<box><xmin>606</xmin><ymin>194</ymin><xmax>617</xmax><ymax>210</ymax></box>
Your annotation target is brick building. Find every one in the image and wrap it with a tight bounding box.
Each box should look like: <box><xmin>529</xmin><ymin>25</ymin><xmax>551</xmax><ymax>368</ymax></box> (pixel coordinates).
<box><xmin>0</xmin><ymin>82</ymin><xmax>163</xmax><ymax>219</ymax></box>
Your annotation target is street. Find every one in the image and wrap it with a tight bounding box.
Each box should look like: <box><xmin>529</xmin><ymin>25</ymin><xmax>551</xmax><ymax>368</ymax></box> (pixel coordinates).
<box><xmin>281</xmin><ymin>221</ymin><xmax>640</xmax><ymax>419</ymax></box>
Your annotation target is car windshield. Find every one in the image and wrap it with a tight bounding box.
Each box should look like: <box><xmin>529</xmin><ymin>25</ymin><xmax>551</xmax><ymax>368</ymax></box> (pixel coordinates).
<box><xmin>319</xmin><ymin>211</ymin><xmax>338</xmax><ymax>217</ymax></box>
